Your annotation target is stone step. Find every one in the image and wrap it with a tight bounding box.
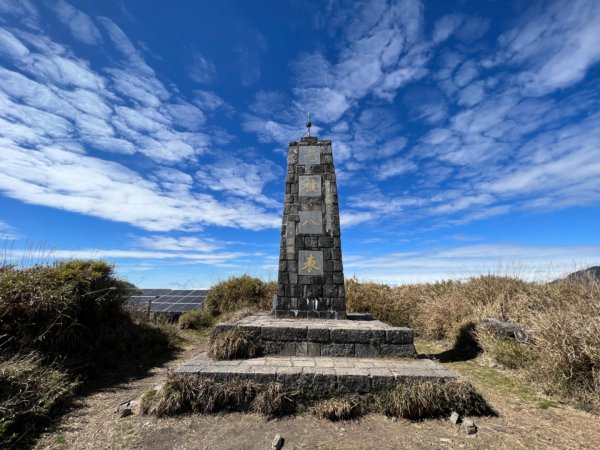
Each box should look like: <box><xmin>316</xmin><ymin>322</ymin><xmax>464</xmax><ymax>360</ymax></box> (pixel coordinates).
<box><xmin>213</xmin><ymin>313</ymin><xmax>416</xmax><ymax>357</ymax></box>
<box><xmin>175</xmin><ymin>354</ymin><xmax>456</xmax><ymax>393</ymax></box>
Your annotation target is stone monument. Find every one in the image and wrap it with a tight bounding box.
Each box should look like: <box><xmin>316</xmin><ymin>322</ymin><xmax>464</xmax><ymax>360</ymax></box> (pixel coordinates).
<box><xmin>274</xmin><ymin>133</ymin><xmax>345</xmax><ymax>319</ymax></box>
<box><xmin>175</xmin><ymin>125</ymin><xmax>459</xmax><ymax>392</ymax></box>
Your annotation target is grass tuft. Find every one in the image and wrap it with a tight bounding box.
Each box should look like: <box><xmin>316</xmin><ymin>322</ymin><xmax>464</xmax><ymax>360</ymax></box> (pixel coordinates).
<box><xmin>377</xmin><ymin>379</ymin><xmax>492</xmax><ymax>419</ymax></box>
<box><xmin>207</xmin><ymin>327</ymin><xmax>261</xmax><ymax>360</ymax></box>
<box><xmin>251</xmin><ymin>382</ymin><xmax>296</xmax><ymax>417</ymax></box>
<box><xmin>310</xmin><ymin>396</ymin><xmax>365</xmax><ymax>421</ymax></box>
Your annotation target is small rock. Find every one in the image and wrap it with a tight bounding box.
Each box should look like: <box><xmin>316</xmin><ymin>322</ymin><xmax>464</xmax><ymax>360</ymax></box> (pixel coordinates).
<box><xmin>116</xmin><ymin>400</ymin><xmax>135</xmax><ymax>418</ymax></box>
<box><xmin>461</xmin><ymin>418</ymin><xmax>477</xmax><ymax>435</ymax></box>
<box><xmin>271</xmin><ymin>434</ymin><xmax>284</xmax><ymax>450</ymax></box>
<box><xmin>440</xmin><ymin>438</ymin><xmax>452</xmax><ymax>443</ymax></box>
<box><xmin>390</xmin><ymin>416</ymin><xmax>398</xmax><ymax>422</ymax></box>
<box><xmin>449</xmin><ymin>411</ymin><xmax>460</xmax><ymax>425</ymax></box>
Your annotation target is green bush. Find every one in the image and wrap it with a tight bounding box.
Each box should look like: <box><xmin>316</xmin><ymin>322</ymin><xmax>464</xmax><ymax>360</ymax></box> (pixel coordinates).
<box><xmin>204</xmin><ymin>275</ymin><xmax>272</xmax><ymax>316</ymax></box>
<box><xmin>0</xmin><ymin>260</ymin><xmax>177</xmax><ymax>446</ymax></box>
<box><xmin>0</xmin><ymin>260</ymin><xmax>136</xmax><ymax>356</ymax></box>
<box><xmin>178</xmin><ymin>309</ymin><xmax>214</xmax><ymax>330</ymax></box>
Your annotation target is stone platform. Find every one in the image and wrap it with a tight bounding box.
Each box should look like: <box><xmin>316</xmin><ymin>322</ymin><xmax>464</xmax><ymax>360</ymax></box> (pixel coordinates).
<box><xmin>213</xmin><ymin>313</ymin><xmax>416</xmax><ymax>357</ymax></box>
<box><xmin>175</xmin><ymin>354</ymin><xmax>456</xmax><ymax>393</ymax></box>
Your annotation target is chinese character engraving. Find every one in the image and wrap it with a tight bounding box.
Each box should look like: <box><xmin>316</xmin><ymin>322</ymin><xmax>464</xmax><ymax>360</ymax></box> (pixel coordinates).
<box><xmin>299</xmin><ymin>146</ymin><xmax>321</xmax><ymax>165</ymax></box>
<box><xmin>297</xmin><ymin>211</ymin><xmax>323</xmax><ymax>234</ymax></box>
<box><xmin>298</xmin><ymin>250</ymin><xmax>323</xmax><ymax>275</ymax></box>
<box><xmin>302</xmin><ymin>253</ymin><xmax>320</xmax><ymax>273</ymax></box>
<box><xmin>299</xmin><ymin>175</ymin><xmax>321</xmax><ymax>197</ymax></box>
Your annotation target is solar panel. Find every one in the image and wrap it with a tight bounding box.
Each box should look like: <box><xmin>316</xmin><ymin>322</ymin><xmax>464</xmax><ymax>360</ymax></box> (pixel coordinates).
<box><xmin>127</xmin><ymin>289</ymin><xmax>209</xmax><ymax>314</ymax></box>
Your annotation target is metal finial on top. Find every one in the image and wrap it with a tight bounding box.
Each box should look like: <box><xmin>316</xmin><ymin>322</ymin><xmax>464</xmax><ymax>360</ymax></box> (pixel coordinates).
<box><xmin>306</xmin><ymin>113</ymin><xmax>312</xmax><ymax>136</ymax></box>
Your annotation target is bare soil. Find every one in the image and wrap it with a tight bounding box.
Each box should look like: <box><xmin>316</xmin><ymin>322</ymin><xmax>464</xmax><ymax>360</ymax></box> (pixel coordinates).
<box><xmin>35</xmin><ymin>334</ymin><xmax>600</xmax><ymax>450</ymax></box>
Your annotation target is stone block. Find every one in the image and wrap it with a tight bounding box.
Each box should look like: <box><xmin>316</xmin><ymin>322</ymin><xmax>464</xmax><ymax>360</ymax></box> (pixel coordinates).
<box><xmin>297</xmin><ymin>211</ymin><xmax>323</xmax><ymax>234</ymax></box>
<box><xmin>261</xmin><ymin>326</ymin><xmax>307</xmax><ymax>341</ymax></box>
<box><xmin>312</xmin><ymin>368</ymin><xmax>337</xmax><ymax>390</ymax></box>
<box><xmin>386</xmin><ymin>328</ymin><xmax>413</xmax><ymax>344</ymax></box>
<box><xmin>380</xmin><ymin>344</ymin><xmax>416</xmax><ymax>356</ymax></box>
<box><xmin>307</xmin><ymin>342</ymin><xmax>321</xmax><ymax>356</ymax></box>
<box><xmin>307</xmin><ymin>327</ymin><xmax>330</xmax><ymax>342</ymax></box>
<box><xmin>355</xmin><ymin>343</ymin><xmax>380</xmax><ymax>357</ymax></box>
<box><xmin>298</xmin><ymin>250</ymin><xmax>324</xmax><ymax>276</ymax></box>
<box><xmin>295</xmin><ymin>342</ymin><xmax>308</xmax><ymax>356</ymax></box>
<box><xmin>336</xmin><ymin>372</ymin><xmax>371</xmax><ymax>394</ymax></box>
<box><xmin>299</xmin><ymin>146</ymin><xmax>321</xmax><ymax>165</ymax></box>
<box><xmin>321</xmin><ymin>343</ymin><xmax>355</xmax><ymax>357</ymax></box>
<box><xmin>299</xmin><ymin>175</ymin><xmax>322</xmax><ymax>197</ymax></box>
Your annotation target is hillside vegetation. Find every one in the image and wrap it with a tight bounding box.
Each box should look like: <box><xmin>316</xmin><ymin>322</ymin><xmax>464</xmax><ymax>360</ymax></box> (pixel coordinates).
<box><xmin>347</xmin><ymin>275</ymin><xmax>600</xmax><ymax>410</ymax></box>
<box><xmin>0</xmin><ymin>261</ymin><xmax>177</xmax><ymax>448</ymax></box>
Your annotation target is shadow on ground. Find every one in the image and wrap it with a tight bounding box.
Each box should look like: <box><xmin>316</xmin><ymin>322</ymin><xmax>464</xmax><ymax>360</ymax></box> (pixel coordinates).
<box><xmin>418</xmin><ymin>323</ymin><xmax>482</xmax><ymax>363</ymax></box>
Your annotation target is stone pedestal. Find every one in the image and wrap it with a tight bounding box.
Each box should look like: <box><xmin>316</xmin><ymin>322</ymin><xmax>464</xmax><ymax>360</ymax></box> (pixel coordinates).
<box><xmin>274</xmin><ymin>136</ymin><xmax>345</xmax><ymax>319</ymax></box>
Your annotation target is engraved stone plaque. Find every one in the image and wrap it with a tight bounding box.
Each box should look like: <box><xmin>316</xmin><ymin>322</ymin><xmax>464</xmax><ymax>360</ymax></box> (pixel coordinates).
<box><xmin>299</xmin><ymin>175</ymin><xmax>321</xmax><ymax>197</ymax></box>
<box><xmin>299</xmin><ymin>145</ymin><xmax>321</xmax><ymax>165</ymax></box>
<box><xmin>298</xmin><ymin>211</ymin><xmax>322</xmax><ymax>234</ymax></box>
<box><xmin>298</xmin><ymin>250</ymin><xmax>323</xmax><ymax>276</ymax></box>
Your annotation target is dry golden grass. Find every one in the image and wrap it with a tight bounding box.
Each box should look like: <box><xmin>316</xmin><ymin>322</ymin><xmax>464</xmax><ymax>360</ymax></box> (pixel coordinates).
<box><xmin>207</xmin><ymin>327</ymin><xmax>261</xmax><ymax>360</ymax></box>
<box><xmin>310</xmin><ymin>396</ymin><xmax>365</xmax><ymax>421</ymax></box>
<box><xmin>377</xmin><ymin>379</ymin><xmax>491</xmax><ymax>419</ymax></box>
<box><xmin>204</xmin><ymin>275</ymin><xmax>272</xmax><ymax>316</ymax></box>
<box><xmin>347</xmin><ymin>274</ymin><xmax>600</xmax><ymax>409</ymax></box>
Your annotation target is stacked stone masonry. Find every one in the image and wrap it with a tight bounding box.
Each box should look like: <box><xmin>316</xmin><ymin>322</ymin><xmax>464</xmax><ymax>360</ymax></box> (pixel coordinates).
<box><xmin>175</xmin><ymin>354</ymin><xmax>456</xmax><ymax>393</ymax></box>
<box><xmin>274</xmin><ymin>136</ymin><xmax>346</xmax><ymax>319</ymax></box>
<box><xmin>214</xmin><ymin>313</ymin><xmax>416</xmax><ymax>357</ymax></box>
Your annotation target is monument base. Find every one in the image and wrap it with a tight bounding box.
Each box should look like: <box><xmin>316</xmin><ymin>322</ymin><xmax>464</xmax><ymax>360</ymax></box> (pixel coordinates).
<box><xmin>212</xmin><ymin>312</ymin><xmax>416</xmax><ymax>357</ymax></box>
<box><xmin>175</xmin><ymin>354</ymin><xmax>456</xmax><ymax>393</ymax></box>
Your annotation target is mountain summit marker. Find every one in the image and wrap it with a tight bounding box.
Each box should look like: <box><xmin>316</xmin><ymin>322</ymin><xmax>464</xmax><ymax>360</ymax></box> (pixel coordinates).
<box><xmin>273</xmin><ymin>134</ymin><xmax>346</xmax><ymax>319</ymax></box>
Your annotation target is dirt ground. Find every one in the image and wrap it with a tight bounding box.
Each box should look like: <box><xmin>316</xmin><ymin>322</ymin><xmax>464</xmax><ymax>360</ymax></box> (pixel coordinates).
<box><xmin>35</xmin><ymin>334</ymin><xmax>600</xmax><ymax>450</ymax></box>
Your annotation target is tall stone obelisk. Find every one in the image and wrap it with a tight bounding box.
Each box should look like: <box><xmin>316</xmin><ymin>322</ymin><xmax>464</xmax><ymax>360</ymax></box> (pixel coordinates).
<box><xmin>273</xmin><ymin>133</ymin><xmax>346</xmax><ymax>319</ymax></box>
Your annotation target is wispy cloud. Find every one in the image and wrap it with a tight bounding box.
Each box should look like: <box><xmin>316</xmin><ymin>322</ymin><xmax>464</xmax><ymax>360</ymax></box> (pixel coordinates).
<box><xmin>189</xmin><ymin>50</ymin><xmax>216</xmax><ymax>84</ymax></box>
<box><xmin>345</xmin><ymin>243</ymin><xmax>600</xmax><ymax>284</ymax></box>
<box><xmin>48</xmin><ymin>0</ymin><xmax>102</xmax><ymax>45</ymax></box>
<box><xmin>0</xmin><ymin>2</ymin><xmax>280</xmax><ymax>232</ymax></box>
<box><xmin>0</xmin><ymin>220</ymin><xmax>18</xmax><ymax>240</ymax></box>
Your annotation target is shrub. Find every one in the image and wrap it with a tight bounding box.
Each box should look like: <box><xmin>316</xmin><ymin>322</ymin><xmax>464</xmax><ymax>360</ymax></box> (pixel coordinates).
<box><xmin>204</xmin><ymin>275</ymin><xmax>271</xmax><ymax>316</ymax></box>
<box><xmin>0</xmin><ymin>260</ymin><xmax>177</xmax><ymax>445</ymax></box>
<box><xmin>207</xmin><ymin>327</ymin><xmax>261</xmax><ymax>360</ymax></box>
<box><xmin>0</xmin><ymin>353</ymin><xmax>79</xmax><ymax>445</ymax></box>
<box><xmin>178</xmin><ymin>309</ymin><xmax>214</xmax><ymax>330</ymax></box>
<box><xmin>310</xmin><ymin>396</ymin><xmax>365</xmax><ymax>421</ymax></box>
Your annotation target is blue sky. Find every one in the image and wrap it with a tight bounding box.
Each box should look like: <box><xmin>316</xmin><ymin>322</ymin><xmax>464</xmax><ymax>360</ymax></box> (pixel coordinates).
<box><xmin>1</xmin><ymin>0</ymin><xmax>599</xmax><ymax>287</ymax></box>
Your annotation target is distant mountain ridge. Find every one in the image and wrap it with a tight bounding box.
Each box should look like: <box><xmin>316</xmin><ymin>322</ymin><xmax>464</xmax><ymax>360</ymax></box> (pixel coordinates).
<box><xmin>561</xmin><ymin>266</ymin><xmax>600</xmax><ymax>283</ymax></box>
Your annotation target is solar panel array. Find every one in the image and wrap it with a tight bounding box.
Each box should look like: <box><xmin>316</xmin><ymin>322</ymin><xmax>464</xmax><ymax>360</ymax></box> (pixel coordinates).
<box><xmin>128</xmin><ymin>289</ymin><xmax>209</xmax><ymax>313</ymax></box>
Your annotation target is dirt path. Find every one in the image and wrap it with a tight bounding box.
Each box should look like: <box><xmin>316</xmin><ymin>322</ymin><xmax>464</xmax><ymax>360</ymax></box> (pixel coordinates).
<box><xmin>35</xmin><ymin>337</ymin><xmax>600</xmax><ymax>450</ymax></box>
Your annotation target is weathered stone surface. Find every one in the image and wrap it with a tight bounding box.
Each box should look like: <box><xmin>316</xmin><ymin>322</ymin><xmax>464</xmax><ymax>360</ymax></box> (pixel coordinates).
<box><xmin>176</xmin><ymin>353</ymin><xmax>456</xmax><ymax>394</ymax></box>
<box><xmin>214</xmin><ymin>314</ymin><xmax>416</xmax><ymax>357</ymax></box>
<box><xmin>298</xmin><ymin>250</ymin><xmax>324</xmax><ymax>276</ymax></box>
<box><xmin>299</xmin><ymin>145</ymin><xmax>321</xmax><ymax>165</ymax></box>
<box><xmin>297</xmin><ymin>211</ymin><xmax>323</xmax><ymax>234</ymax></box>
<box><xmin>321</xmin><ymin>343</ymin><xmax>355</xmax><ymax>357</ymax></box>
<box><xmin>386</xmin><ymin>328</ymin><xmax>414</xmax><ymax>344</ymax></box>
<box><xmin>298</xmin><ymin>175</ymin><xmax>322</xmax><ymax>197</ymax></box>
<box><xmin>274</xmin><ymin>137</ymin><xmax>345</xmax><ymax>318</ymax></box>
